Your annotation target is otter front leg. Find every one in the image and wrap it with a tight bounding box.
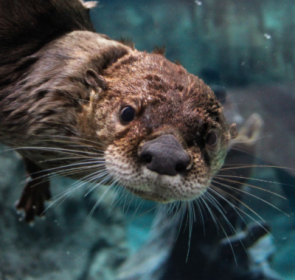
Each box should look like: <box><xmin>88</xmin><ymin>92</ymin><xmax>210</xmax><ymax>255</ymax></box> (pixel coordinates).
<box><xmin>15</xmin><ymin>158</ymin><xmax>51</xmax><ymax>223</ymax></box>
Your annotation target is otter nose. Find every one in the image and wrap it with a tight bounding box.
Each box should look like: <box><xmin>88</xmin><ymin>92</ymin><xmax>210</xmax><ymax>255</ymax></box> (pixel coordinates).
<box><xmin>139</xmin><ymin>134</ymin><xmax>190</xmax><ymax>176</ymax></box>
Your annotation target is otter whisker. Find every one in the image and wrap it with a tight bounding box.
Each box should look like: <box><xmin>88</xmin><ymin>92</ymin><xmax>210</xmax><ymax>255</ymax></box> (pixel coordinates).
<box><xmin>125</xmin><ymin>187</ymin><xmax>138</xmax><ymax>215</ymax></box>
<box><xmin>130</xmin><ymin>203</ymin><xmax>158</xmax><ymax>221</ymax></box>
<box><xmin>44</xmin><ymin>184</ymin><xmax>83</xmax><ymax>214</ymax></box>
<box><xmin>50</xmin><ymin>176</ymin><xmax>100</xmax><ymax>207</ymax></box>
<box><xmin>127</xmin><ymin>198</ymin><xmax>145</xmax><ymax>225</ymax></box>
<box><xmin>167</xmin><ymin>201</ymin><xmax>181</xmax><ymax>223</ymax></box>
<box><xmin>165</xmin><ymin>201</ymin><xmax>178</xmax><ymax>217</ymax></box>
<box><xmin>27</xmin><ymin>162</ymin><xmax>105</xmax><ymax>188</ymax></box>
<box><xmin>104</xmin><ymin>178</ymin><xmax>137</xmax><ymax>219</ymax></box>
<box><xmin>39</xmin><ymin>141</ymin><xmax>104</xmax><ymax>155</ymax></box>
<box><xmin>45</xmin><ymin>171</ymin><xmax>111</xmax><ymax>215</ymax></box>
<box><xmin>201</xmin><ymin>195</ymin><xmax>240</xmax><ymax>263</ymax></box>
<box><xmin>25</xmin><ymin>163</ymin><xmax>105</xmax><ymax>191</ymax></box>
<box><xmin>205</xmin><ymin>190</ymin><xmax>249</xmax><ymax>261</ymax></box>
<box><xmin>67</xmin><ymin>170</ymin><xmax>109</xmax><ymax>197</ymax></box>
<box><xmin>119</xmin><ymin>188</ymin><xmax>142</xmax><ymax>222</ymax></box>
<box><xmin>209</xmin><ymin>186</ymin><xmax>272</xmax><ymax>237</ymax></box>
<box><xmin>47</xmin><ymin>171</ymin><xmax>106</xmax><ymax>203</ymax></box>
<box><xmin>106</xmin><ymin>184</ymin><xmax>125</xmax><ymax>217</ymax></box>
<box><xmin>33</xmin><ymin>135</ymin><xmax>105</xmax><ymax>152</ymax></box>
<box><xmin>188</xmin><ymin>201</ymin><xmax>197</xmax><ymax>230</ymax></box>
<box><xmin>109</xmin><ymin>184</ymin><xmax>129</xmax><ymax>214</ymax></box>
<box><xmin>214</xmin><ymin>175</ymin><xmax>287</xmax><ymax>199</ymax></box>
<box><xmin>199</xmin><ymin>196</ymin><xmax>220</xmax><ymax>233</ymax></box>
<box><xmin>228</xmin><ymin>147</ymin><xmax>268</xmax><ymax>163</ymax></box>
<box><xmin>107</xmin><ymin>180</ymin><xmax>128</xmax><ymax>212</ymax></box>
<box><xmin>10</xmin><ymin>146</ymin><xmax>100</xmax><ymax>156</ymax></box>
<box><xmin>155</xmin><ymin>202</ymin><xmax>181</xmax><ymax>234</ymax></box>
<box><xmin>209</xmin><ymin>186</ymin><xmax>273</xmax><ymax>244</ymax></box>
<box><xmin>212</xmin><ymin>179</ymin><xmax>289</xmax><ymax>216</ymax></box>
<box><xmin>36</xmin><ymin>163</ymin><xmax>103</xmax><ymax>179</ymax></box>
<box><xmin>164</xmin><ymin>202</ymin><xmax>173</xmax><ymax>216</ymax></box>
<box><xmin>3</xmin><ymin>148</ymin><xmax>97</xmax><ymax>162</ymax></box>
<box><xmin>215</xmin><ymin>174</ymin><xmax>291</xmax><ymax>190</ymax></box>
<box><xmin>113</xmin><ymin>182</ymin><xmax>129</xmax><ymax>214</ymax></box>
<box><xmin>202</xmin><ymin>192</ymin><xmax>239</xmax><ymax>264</ymax></box>
<box><xmin>86</xmin><ymin>177</ymin><xmax>119</xmax><ymax>221</ymax></box>
<box><xmin>40</xmin><ymin>155</ymin><xmax>101</xmax><ymax>163</ymax></box>
<box><xmin>168</xmin><ymin>201</ymin><xmax>181</xmax><ymax>217</ymax></box>
<box><xmin>191</xmin><ymin>200</ymin><xmax>197</xmax><ymax>223</ymax></box>
<box><xmin>175</xmin><ymin>202</ymin><xmax>187</xmax><ymax>241</ymax></box>
<box><xmin>193</xmin><ymin>199</ymin><xmax>206</xmax><ymax>236</ymax></box>
<box><xmin>181</xmin><ymin>203</ymin><xmax>192</xmax><ymax>235</ymax></box>
<box><xmin>209</xmin><ymin>196</ymin><xmax>250</xmax><ymax>261</ymax></box>
<box><xmin>204</xmin><ymin>191</ymin><xmax>237</xmax><ymax>235</ymax></box>
<box><xmin>73</xmin><ymin>172</ymin><xmax>109</xmax><ymax>193</ymax></box>
<box><xmin>210</xmin><ymin>183</ymin><xmax>265</xmax><ymax>222</ymax></box>
<box><xmin>220</xmin><ymin>164</ymin><xmax>295</xmax><ymax>172</ymax></box>
<box><xmin>37</xmin><ymin>137</ymin><xmax>103</xmax><ymax>148</ymax></box>
<box><xmin>83</xmin><ymin>171</ymin><xmax>112</xmax><ymax>197</ymax></box>
<box><xmin>209</xmin><ymin>184</ymin><xmax>249</xmax><ymax>228</ymax></box>
<box><xmin>36</xmin><ymin>134</ymin><xmax>104</xmax><ymax>147</ymax></box>
<box><xmin>31</xmin><ymin>160</ymin><xmax>104</xmax><ymax>177</ymax></box>
<box><xmin>185</xmin><ymin>201</ymin><xmax>195</xmax><ymax>261</ymax></box>
<box><xmin>67</xmin><ymin>168</ymin><xmax>109</xmax><ymax>191</ymax></box>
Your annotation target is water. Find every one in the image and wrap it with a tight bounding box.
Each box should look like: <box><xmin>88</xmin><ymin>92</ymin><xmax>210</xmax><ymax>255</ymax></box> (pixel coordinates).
<box><xmin>1</xmin><ymin>0</ymin><xmax>295</xmax><ymax>279</ymax></box>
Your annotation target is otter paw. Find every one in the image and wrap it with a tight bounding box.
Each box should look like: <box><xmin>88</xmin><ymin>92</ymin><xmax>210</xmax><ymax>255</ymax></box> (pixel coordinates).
<box><xmin>15</xmin><ymin>179</ymin><xmax>51</xmax><ymax>223</ymax></box>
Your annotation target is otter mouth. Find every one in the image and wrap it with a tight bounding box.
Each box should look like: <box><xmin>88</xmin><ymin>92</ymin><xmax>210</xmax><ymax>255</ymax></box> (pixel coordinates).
<box><xmin>125</xmin><ymin>187</ymin><xmax>170</xmax><ymax>203</ymax></box>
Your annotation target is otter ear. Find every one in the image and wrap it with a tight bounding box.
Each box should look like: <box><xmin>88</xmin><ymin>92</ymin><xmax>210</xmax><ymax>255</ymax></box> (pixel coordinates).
<box><xmin>85</xmin><ymin>69</ymin><xmax>108</xmax><ymax>90</ymax></box>
<box><xmin>229</xmin><ymin>123</ymin><xmax>238</xmax><ymax>139</ymax></box>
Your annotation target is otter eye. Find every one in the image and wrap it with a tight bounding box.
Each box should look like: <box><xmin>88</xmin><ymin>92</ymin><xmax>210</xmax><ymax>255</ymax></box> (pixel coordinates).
<box><xmin>120</xmin><ymin>106</ymin><xmax>135</xmax><ymax>123</ymax></box>
<box><xmin>206</xmin><ymin>132</ymin><xmax>218</xmax><ymax>147</ymax></box>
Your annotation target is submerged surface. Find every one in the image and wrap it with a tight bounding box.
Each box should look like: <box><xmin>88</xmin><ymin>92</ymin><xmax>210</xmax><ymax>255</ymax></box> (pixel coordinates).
<box><xmin>1</xmin><ymin>0</ymin><xmax>295</xmax><ymax>279</ymax></box>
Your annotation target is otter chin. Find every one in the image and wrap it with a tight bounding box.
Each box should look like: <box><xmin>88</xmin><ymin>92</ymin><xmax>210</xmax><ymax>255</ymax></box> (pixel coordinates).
<box><xmin>0</xmin><ymin>0</ymin><xmax>237</xmax><ymax>221</ymax></box>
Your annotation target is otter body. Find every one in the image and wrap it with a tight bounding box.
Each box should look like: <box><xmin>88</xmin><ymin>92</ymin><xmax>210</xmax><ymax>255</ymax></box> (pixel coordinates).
<box><xmin>0</xmin><ymin>0</ymin><xmax>236</xmax><ymax>221</ymax></box>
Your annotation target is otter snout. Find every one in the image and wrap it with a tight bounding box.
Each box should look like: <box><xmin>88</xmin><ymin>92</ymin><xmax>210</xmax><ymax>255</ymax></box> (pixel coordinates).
<box><xmin>139</xmin><ymin>134</ymin><xmax>190</xmax><ymax>176</ymax></box>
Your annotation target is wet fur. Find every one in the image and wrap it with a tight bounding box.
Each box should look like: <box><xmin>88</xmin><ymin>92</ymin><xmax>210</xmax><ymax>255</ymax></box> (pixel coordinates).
<box><xmin>0</xmin><ymin>0</ymin><xmax>235</xmax><ymax>220</ymax></box>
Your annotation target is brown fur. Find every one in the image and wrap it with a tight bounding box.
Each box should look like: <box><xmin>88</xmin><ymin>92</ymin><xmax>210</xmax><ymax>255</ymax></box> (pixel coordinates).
<box><xmin>0</xmin><ymin>0</ymin><xmax>236</xmax><ymax>220</ymax></box>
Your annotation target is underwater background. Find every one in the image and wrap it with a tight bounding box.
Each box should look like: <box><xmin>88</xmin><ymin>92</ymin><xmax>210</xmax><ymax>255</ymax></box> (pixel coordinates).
<box><xmin>1</xmin><ymin>0</ymin><xmax>295</xmax><ymax>279</ymax></box>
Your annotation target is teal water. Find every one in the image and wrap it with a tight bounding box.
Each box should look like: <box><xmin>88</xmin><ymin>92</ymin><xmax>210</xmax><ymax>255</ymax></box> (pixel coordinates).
<box><xmin>1</xmin><ymin>1</ymin><xmax>295</xmax><ymax>279</ymax></box>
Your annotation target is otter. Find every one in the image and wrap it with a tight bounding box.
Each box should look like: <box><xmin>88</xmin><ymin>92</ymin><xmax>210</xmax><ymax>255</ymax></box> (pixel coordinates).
<box><xmin>0</xmin><ymin>0</ymin><xmax>237</xmax><ymax>222</ymax></box>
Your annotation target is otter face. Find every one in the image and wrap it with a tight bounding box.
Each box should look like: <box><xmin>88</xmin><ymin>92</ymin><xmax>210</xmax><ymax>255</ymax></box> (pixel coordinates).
<box><xmin>87</xmin><ymin>51</ymin><xmax>236</xmax><ymax>203</ymax></box>
<box><xmin>5</xmin><ymin>31</ymin><xmax>233</xmax><ymax>204</ymax></box>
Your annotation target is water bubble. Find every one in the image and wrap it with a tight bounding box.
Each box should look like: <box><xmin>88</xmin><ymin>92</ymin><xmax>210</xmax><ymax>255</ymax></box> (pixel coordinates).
<box><xmin>264</xmin><ymin>33</ymin><xmax>271</xmax><ymax>39</ymax></box>
<box><xmin>195</xmin><ymin>1</ymin><xmax>202</xmax><ymax>5</ymax></box>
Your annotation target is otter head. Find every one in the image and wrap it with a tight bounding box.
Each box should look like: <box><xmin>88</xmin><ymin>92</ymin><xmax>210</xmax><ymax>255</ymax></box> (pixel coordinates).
<box><xmin>80</xmin><ymin>46</ymin><xmax>237</xmax><ymax>203</ymax></box>
<box><xmin>24</xmin><ymin>31</ymin><xmax>236</xmax><ymax>204</ymax></box>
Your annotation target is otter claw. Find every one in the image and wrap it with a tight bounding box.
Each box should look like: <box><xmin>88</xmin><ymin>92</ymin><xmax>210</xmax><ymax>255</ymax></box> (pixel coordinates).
<box><xmin>15</xmin><ymin>179</ymin><xmax>51</xmax><ymax>223</ymax></box>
